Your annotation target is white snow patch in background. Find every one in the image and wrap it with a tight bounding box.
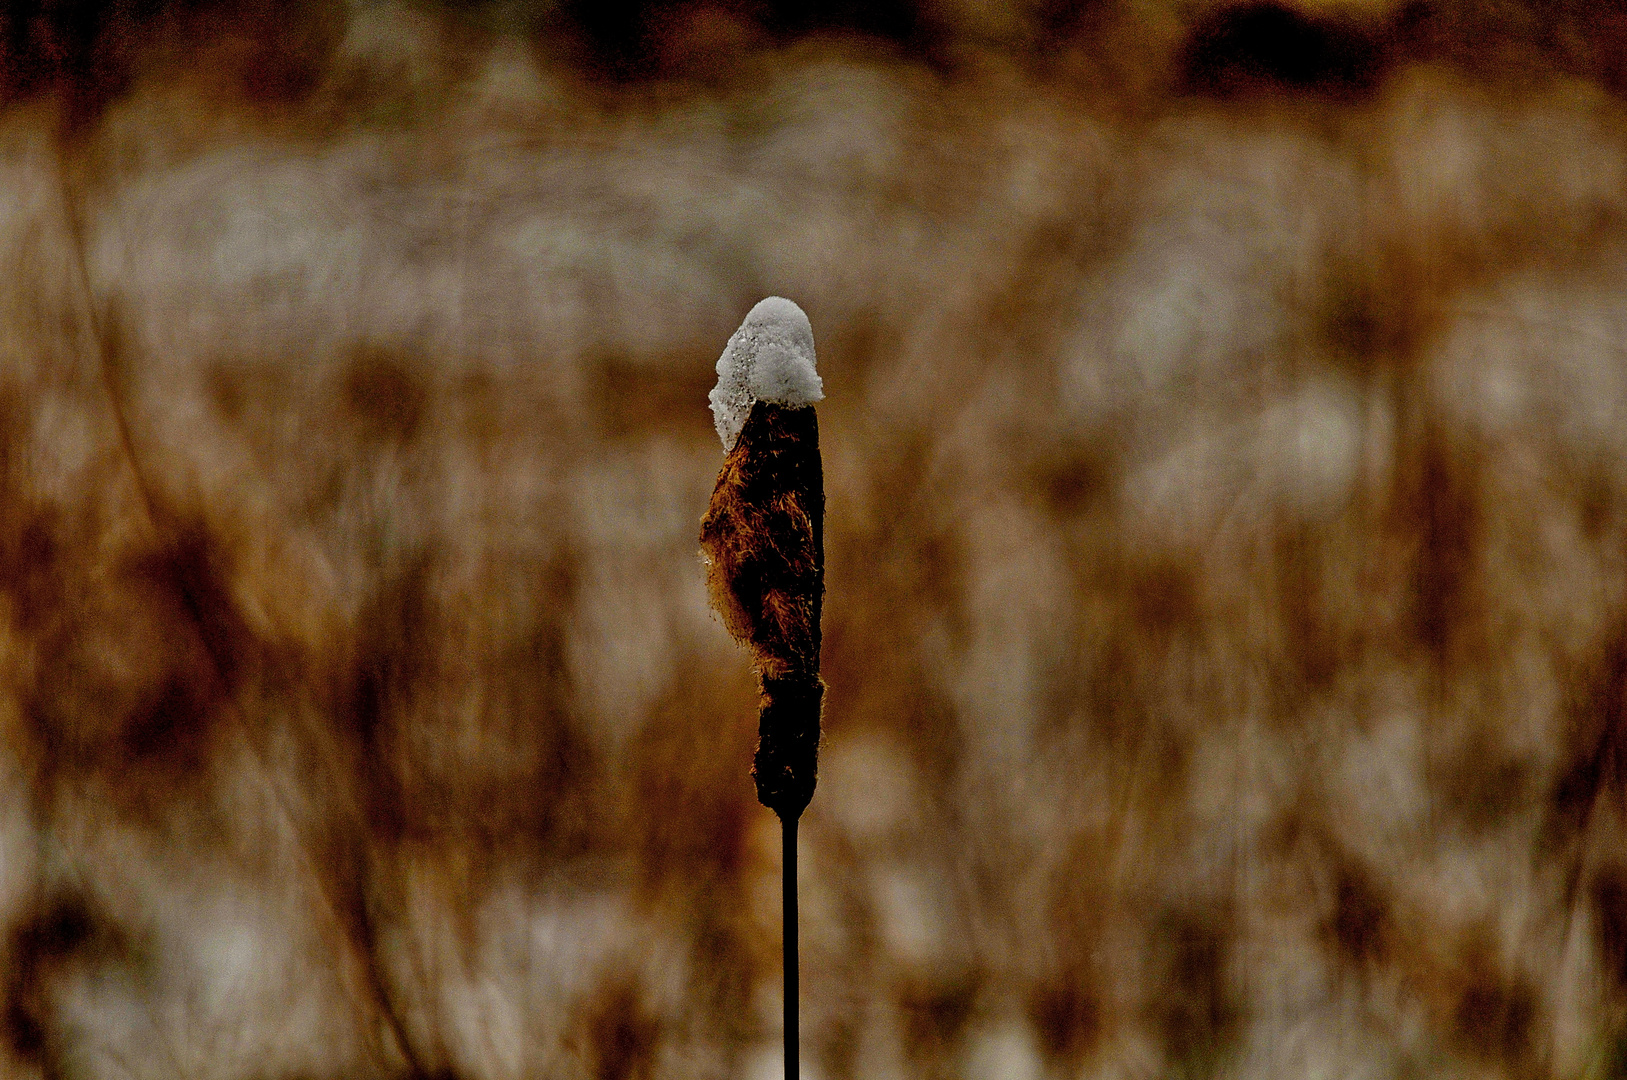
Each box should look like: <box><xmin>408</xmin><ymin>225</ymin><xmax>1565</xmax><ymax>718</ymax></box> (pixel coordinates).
<box><xmin>710</xmin><ymin>296</ymin><xmax>823</xmax><ymax>449</ymax></box>
<box><xmin>744</xmin><ymin>1042</ymin><xmax>823</xmax><ymax>1080</ymax></box>
<box><xmin>871</xmin><ymin>864</ymin><xmax>946</xmax><ymax>967</ymax></box>
<box><xmin>1122</xmin><ymin>381</ymin><xmax>1365</xmax><ymax>546</ymax></box>
<box><xmin>820</xmin><ymin>734</ymin><xmax>920</xmax><ymax>845</ymax></box>
<box><xmin>962</xmin><ymin>1020</ymin><xmax>1043</xmax><ymax>1080</ymax></box>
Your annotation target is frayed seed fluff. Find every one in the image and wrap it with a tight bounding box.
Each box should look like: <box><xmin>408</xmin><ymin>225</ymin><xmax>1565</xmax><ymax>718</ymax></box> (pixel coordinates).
<box><xmin>710</xmin><ymin>296</ymin><xmax>823</xmax><ymax>449</ymax></box>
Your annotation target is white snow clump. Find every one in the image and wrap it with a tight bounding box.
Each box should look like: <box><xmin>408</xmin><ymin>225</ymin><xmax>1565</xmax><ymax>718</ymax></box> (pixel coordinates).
<box><xmin>710</xmin><ymin>296</ymin><xmax>823</xmax><ymax>450</ymax></box>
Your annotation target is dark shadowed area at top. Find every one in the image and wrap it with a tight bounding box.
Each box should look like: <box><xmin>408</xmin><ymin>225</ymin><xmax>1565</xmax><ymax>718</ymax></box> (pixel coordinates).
<box><xmin>4</xmin><ymin>1</ymin><xmax>1627</xmax><ymax>1078</ymax></box>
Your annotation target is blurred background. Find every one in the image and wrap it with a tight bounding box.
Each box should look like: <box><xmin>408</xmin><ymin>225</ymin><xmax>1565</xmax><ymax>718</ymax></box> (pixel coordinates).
<box><xmin>4</xmin><ymin>0</ymin><xmax>1627</xmax><ymax>1077</ymax></box>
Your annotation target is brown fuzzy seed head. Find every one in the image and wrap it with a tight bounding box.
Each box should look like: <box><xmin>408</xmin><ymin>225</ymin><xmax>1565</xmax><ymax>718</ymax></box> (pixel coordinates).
<box><xmin>699</xmin><ymin>400</ymin><xmax>824</xmax><ymax>817</ymax></box>
<box><xmin>699</xmin><ymin>401</ymin><xmax>824</xmax><ymax>679</ymax></box>
<box><xmin>753</xmin><ymin>674</ymin><xmax>823</xmax><ymax>817</ymax></box>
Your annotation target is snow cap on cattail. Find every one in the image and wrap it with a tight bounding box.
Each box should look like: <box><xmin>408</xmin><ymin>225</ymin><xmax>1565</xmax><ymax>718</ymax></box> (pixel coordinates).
<box><xmin>709</xmin><ymin>296</ymin><xmax>824</xmax><ymax>451</ymax></box>
<box><xmin>700</xmin><ymin>297</ymin><xmax>825</xmax><ymax>819</ymax></box>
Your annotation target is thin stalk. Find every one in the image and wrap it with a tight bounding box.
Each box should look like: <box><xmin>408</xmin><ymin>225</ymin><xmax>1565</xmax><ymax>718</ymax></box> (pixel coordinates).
<box><xmin>783</xmin><ymin>813</ymin><xmax>798</xmax><ymax>1080</ymax></box>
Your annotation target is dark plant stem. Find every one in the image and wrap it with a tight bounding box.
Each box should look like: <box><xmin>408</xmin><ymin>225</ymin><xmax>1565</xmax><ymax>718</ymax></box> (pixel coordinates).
<box><xmin>783</xmin><ymin>813</ymin><xmax>798</xmax><ymax>1080</ymax></box>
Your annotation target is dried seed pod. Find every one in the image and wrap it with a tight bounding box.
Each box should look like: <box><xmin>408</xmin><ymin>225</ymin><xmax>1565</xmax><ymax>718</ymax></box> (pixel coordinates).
<box><xmin>700</xmin><ymin>298</ymin><xmax>825</xmax><ymax>819</ymax></box>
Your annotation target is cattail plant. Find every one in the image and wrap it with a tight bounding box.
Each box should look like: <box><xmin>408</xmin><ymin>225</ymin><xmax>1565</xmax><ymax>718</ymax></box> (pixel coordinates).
<box><xmin>700</xmin><ymin>296</ymin><xmax>825</xmax><ymax>1080</ymax></box>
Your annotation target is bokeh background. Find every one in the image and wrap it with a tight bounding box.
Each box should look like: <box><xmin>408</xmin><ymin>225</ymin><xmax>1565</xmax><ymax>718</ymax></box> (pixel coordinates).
<box><xmin>5</xmin><ymin>1</ymin><xmax>1627</xmax><ymax>1077</ymax></box>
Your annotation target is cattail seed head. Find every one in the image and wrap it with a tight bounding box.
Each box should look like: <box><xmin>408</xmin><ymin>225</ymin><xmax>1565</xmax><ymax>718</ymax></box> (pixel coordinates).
<box><xmin>701</xmin><ymin>298</ymin><xmax>825</xmax><ymax>819</ymax></box>
<box><xmin>701</xmin><ymin>402</ymin><xmax>823</xmax><ymax>678</ymax></box>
